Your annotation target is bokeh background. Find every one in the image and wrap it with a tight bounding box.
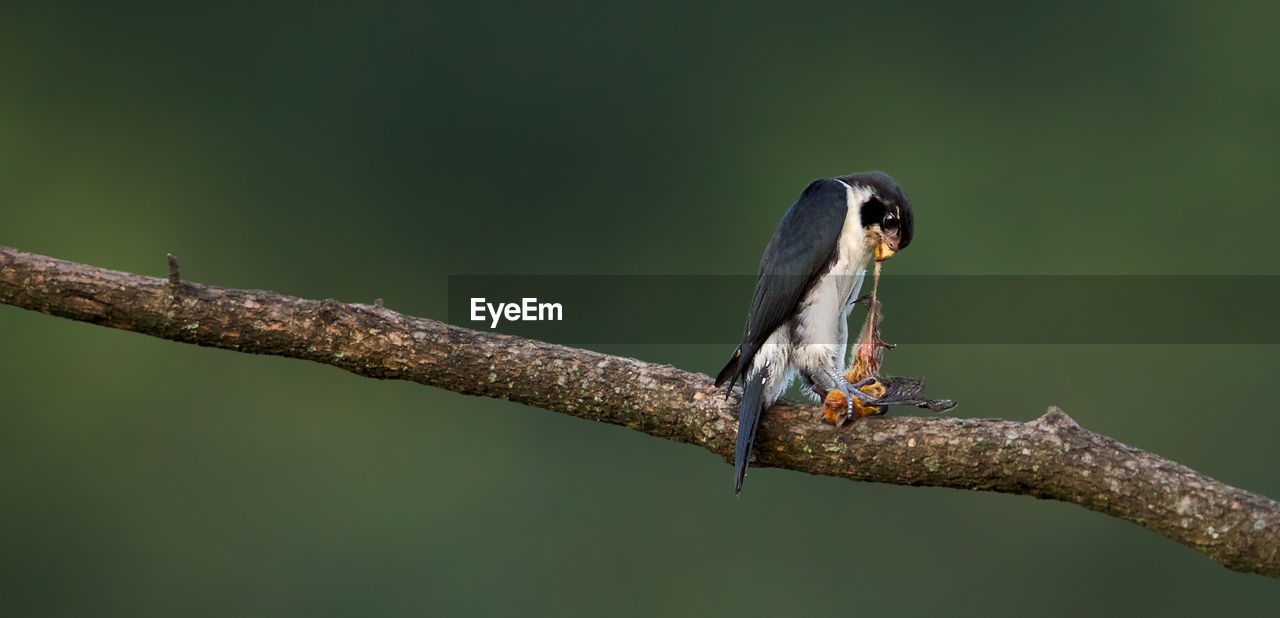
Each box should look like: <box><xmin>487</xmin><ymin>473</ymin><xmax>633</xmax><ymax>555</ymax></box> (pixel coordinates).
<box><xmin>3</xmin><ymin>2</ymin><xmax>1279</xmax><ymax>615</ymax></box>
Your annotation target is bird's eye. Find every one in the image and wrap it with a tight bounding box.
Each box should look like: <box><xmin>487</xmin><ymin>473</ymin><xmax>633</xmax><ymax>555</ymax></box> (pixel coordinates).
<box><xmin>882</xmin><ymin>215</ymin><xmax>898</xmax><ymax>230</ymax></box>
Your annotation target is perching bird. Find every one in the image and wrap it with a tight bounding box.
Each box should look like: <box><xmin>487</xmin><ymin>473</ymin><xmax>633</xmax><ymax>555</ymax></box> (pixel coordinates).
<box><xmin>715</xmin><ymin>171</ymin><xmax>915</xmax><ymax>494</ymax></box>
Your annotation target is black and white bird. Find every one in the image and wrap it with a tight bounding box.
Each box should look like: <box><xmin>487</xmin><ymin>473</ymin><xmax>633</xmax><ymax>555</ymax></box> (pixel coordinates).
<box><xmin>715</xmin><ymin>171</ymin><xmax>915</xmax><ymax>494</ymax></box>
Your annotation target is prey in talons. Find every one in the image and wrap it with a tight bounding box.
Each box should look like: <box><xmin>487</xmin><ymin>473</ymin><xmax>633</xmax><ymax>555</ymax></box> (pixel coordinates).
<box><xmin>820</xmin><ymin>257</ymin><xmax>954</xmax><ymax>426</ymax></box>
<box><xmin>818</xmin><ymin>287</ymin><xmax>891</xmax><ymax>426</ymax></box>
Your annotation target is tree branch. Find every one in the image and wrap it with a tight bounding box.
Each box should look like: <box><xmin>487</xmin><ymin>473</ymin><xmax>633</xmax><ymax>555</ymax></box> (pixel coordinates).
<box><xmin>2</xmin><ymin>244</ymin><xmax>1278</xmax><ymax>577</ymax></box>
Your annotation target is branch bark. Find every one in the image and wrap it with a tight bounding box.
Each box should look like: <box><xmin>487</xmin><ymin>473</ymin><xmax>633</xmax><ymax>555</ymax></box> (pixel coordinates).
<box><xmin>2</xmin><ymin>244</ymin><xmax>1278</xmax><ymax>577</ymax></box>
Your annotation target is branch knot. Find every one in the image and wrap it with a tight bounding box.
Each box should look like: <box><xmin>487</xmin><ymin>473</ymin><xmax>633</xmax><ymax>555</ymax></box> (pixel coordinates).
<box><xmin>1032</xmin><ymin>406</ymin><xmax>1079</xmax><ymax>429</ymax></box>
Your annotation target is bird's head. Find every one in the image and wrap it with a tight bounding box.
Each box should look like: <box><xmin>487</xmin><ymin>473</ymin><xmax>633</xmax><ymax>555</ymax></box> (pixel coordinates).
<box><xmin>840</xmin><ymin>171</ymin><xmax>914</xmax><ymax>261</ymax></box>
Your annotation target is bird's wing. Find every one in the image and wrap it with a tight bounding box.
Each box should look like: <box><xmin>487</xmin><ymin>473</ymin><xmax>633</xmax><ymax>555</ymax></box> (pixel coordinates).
<box><xmin>735</xmin><ymin>178</ymin><xmax>850</xmax><ymax>376</ymax></box>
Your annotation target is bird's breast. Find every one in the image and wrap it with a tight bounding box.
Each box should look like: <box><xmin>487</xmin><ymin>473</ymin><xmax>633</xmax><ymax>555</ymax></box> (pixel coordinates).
<box><xmin>792</xmin><ymin>205</ymin><xmax>872</xmax><ymax>344</ymax></box>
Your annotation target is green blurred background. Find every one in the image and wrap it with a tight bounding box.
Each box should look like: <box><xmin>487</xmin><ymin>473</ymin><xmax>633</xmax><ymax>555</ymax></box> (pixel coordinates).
<box><xmin>3</xmin><ymin>1</ymin><xmax>1278</xmax><ymax>615</ymax></box>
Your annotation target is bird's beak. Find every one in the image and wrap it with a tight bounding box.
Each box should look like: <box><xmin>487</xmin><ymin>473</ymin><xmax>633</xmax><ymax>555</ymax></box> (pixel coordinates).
<box><xmin>875</xmin><ymin>240</ymin><xmax>897</xmax><ymax>262</ymax></box>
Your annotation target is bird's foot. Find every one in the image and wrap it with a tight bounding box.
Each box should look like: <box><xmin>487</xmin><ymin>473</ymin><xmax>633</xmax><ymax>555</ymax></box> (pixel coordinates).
<box><xmin>820</xmin><ymin>377</ymin><xmax>888</xmax><ymax>426</ymax></box>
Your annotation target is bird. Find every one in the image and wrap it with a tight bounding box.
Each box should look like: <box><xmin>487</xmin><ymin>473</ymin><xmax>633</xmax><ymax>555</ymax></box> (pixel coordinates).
<box><xmin>715</xmin><ymin>171</ymin><xmax>915</xmax><ymax>494</ymax></box>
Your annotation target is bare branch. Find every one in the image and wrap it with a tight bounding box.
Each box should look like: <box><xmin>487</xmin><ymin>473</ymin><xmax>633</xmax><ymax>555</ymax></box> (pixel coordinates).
<box><xmin>2</xmin><ymin>244</ymin><xmax>1278</xmax><ymax>577</ymax></box>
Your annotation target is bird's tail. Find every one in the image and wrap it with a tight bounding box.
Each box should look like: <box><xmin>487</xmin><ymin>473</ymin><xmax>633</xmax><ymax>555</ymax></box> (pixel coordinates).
<box><xmin>715</xmin><ymin>346</ymin><xmax>742</xmax><ymax>391</ymax></box>
<box><xmin>734</xmin><ymin>371</ymin><xmax>765</xmax><ymax>494</ymax></box>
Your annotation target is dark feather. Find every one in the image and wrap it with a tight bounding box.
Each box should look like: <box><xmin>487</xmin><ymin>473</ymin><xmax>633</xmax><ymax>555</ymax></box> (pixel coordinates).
<box><xmin>714</xmin><ymin>346</ymin><xmax>741</xmax><ymax>387</ymax></box>
<box><xmin>718</xmin><ymin>178</ymin><xmax>850</xmax><ymax>385</ymax></box>
<box><xmin>734</xmin><ymin>371</ymin><xmax>766</xmax><ymax>494</ymax></box>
